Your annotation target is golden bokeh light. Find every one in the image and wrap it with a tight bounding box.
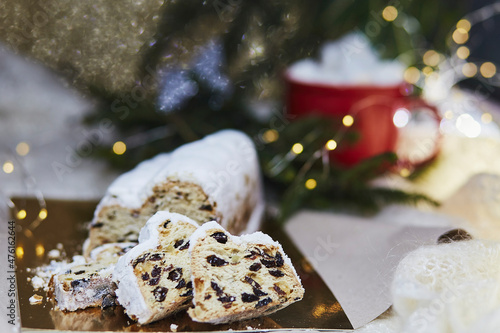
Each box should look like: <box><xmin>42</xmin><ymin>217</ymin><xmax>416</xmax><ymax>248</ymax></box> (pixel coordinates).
<box><xmin>481</xmin><ymin>113</ymin><xmax>493</xmax><ymax>124</ymax></box>
<box><xmin>422</xmin><ymin>66</ymin><xmax>433</xmax><ymax>76</ymax></box>
<box><xmin>16</xmin><ymin>246</ymin><xmax>24</xmax><ymax>259</ymax></box>
<box><xmin>325</xmin><ymin>139</ymin><xmax>337</xmax><ymax>151</ymax></box>
<box><xmin>39</xmin><ymin>208</ymin><xmax>48</xmax><ymax>220</ymax></box>
<box><xmin>456</xmin><ymin>19</ymin><xmax>471</xmax><ymax>32</ymax></box>
<box><xmin>16</xmin><ymin>209</ymin><xmax>27</xmax><ymax>220</ymax></box>
<box><xmin>342</xmin><ymin>115</ymin><xmax>354</xmax><ymax>127</ymax></box>
<box><xmin>462</xmin><ymin>63</ymin><xmax>477</xmax><ymax>78</ymax></box>
<box><xmin>36</xmin><ymin>244</ymin><xmax>45</xmax><ymax>257</ymax></box>
<box><xmin>456</xmin><ymin>46</ymin><xmax>470</xmax><ymax>60</ymax></box>
<box><xmin>423</xmin><ymin>50</ymin><xmax>440</xmax><ymax>67</ymax></box>
<box><xmin>404</xmin><ymin>67</ymin><xmax>420</xmax><ymax>84</ymax></box>
<box><xmin>112</xmin><ymin>141</ymin><xmax>127</xmax><ymax>155</ymax></box>
<box><xmin>400</xmin><ymin>168</ymin><xmax>411</xmax><ymax>178</ymax></box>
<box><xmin>291</xmin><ymin>143</ymin><xmax>304</xmax><ymax>155</ymax></box>
<box><xmin>382</xmin><ymin>6</ymin><xmax>398</xmax><ymax>22</ymax></box>
<box><xmin>480</xmin><ymin>62</ymin><xmax>497</xmax><ymax>78</ymax></box>
<box><xmin>305</xmin><ymin>178</ymin><xmax>317</xmax><ymax>190</ymax></box>
<box><xmin>262</xmin><ymin>129</ymin><xmax>279</xmax><ymax>143</ymax></box>
<box><xmin>16</xmin><ymin>142</ymin><xmax>30</xmax><ymax>156</ymax></box>
<box><xmin>3</xmin><ymin>161</ymin><xmax>14</xmax><ymax>174</ymax></box>
<box><xmin>452</xmin><ymin>28</ymin><xmax>469</xmax><ymax>44</ymax></box>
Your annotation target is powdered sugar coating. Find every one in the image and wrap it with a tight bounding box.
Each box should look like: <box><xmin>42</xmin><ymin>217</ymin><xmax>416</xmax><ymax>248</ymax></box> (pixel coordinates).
<box><xmin>90</xmin><ymin>130</ymin><xmax>263</xmax><ymax>234</ymax></box>
<box><xmin>113</xmin><ymin>211</ymin><xmax>199</xmax><ymax>324</ymax></box>
<box><xmin>95</xmin><ymin>153</ymin><xmax>171</xmax><ymax>211</ymax></box>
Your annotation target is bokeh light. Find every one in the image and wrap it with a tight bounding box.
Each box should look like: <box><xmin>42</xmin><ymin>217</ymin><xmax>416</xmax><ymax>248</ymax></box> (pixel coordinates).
<box><xmin>292</xmin><ymin>143</ymin><xmax>303</xmax><ymax>155</ymax></box>
<box><xmin>305</xmin><ymin>178</ymin><xmax>317</xmax><ymax>190</ymax></box>
<box><xmin>480</xmin><ymin>62</ymin><xmax>497</xmax><ymax>78</ymax></box>
<box><xmin>16</xmin><ymin>142</ymin><xmax>30</xmax><ymax>156</ymax></box>
<box><xmin>382</xmin><ymin>6</ymin><xmax>398</xmax><ymax>22</ymax></box>
<box><xmin>113</xmin><ymin>141</ymin><xmax>127</xmax><ymax>155</ymax></box>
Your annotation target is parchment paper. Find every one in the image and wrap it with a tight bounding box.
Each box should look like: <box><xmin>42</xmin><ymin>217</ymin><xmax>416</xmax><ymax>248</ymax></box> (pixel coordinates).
<box><xmin>285</xmin><ymin>210</ymin><xmax>452</xmax><ymax>329</ymax></box>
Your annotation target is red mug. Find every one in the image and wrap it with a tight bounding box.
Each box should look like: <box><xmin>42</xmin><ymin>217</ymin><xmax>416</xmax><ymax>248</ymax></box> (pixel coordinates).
<box><xmin>284</xmin><ymin>72</ymin><xmax>441</xmax><ymax>168</ymax></box>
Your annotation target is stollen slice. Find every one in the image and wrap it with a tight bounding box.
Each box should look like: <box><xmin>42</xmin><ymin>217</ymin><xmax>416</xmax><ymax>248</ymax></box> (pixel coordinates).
<box><xmin>113</xmin><ymin>211</ymin><xmax>199</xmax><ymax>325</ymax></box>
<box><xmin>51</xmin><ymin>242</ymin><xmax>136</xmax><ymax>311</ymax></box>
<box><xmin>188</xmin><ymin>221</ymin><xmax>304</xmax><ymax>324</ymax></box>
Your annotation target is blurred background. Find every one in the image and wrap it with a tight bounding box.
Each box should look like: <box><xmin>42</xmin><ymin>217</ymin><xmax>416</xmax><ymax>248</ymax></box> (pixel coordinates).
<box><xmin>1</xmin><ymin>0</ymin><xmax>500</xmax><ymax>220</ymax></box>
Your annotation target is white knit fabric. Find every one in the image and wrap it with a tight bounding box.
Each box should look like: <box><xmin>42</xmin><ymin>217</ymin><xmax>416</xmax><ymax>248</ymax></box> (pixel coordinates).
<box><xmin>391</xmin><ymin>240</ymin><xmax>500</xmax><ymax>333</ymax></box>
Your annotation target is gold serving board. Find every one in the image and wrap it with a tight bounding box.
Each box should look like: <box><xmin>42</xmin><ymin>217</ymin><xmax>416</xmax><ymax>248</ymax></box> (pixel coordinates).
<box><xmin>13</xmin><ymin>198</ymin><xmax>352</xmax><ymax>332</ymax></box>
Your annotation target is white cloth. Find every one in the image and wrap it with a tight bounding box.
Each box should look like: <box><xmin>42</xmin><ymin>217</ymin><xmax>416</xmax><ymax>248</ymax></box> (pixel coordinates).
<box><xmin>392</xmin><ymin>240</ymin><xmax>500</xmax><ymax>333</ymax></box>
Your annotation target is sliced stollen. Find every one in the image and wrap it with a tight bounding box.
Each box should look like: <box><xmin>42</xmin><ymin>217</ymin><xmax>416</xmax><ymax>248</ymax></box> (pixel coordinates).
<box><xmin>88</xmin><ymin>242</ymin><xmax>137</xmax><ymax>262</ymax></box>
<box><xmin>188</xmin><ymin>221</ymin><xmax>305</xmax><ymax>324</ymax></box>
<box><xmin>51</xmin><ymin>260</ymin><xmax>117</xmax><ymax>311</ymax></box>
<box><xmin>84</xmin><ymin>129</ymin><xmax>264</xmax><ymax>257</ymax></box>
<box><xmin>51</xmin><ymin>242</ymin><xmax>136</xmax><ymax>311</ymax></box>
<box><xmin>113</xmin><ymin>211</ymin><xmax>199</xmax><ymax>325</ymax></box>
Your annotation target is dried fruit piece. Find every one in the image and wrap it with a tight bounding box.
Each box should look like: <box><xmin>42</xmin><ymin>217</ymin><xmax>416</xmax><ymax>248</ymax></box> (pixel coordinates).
<box><xmin>241</xmin><ymin>293</ymin><xmax>259</xmax><ymax>302</ymax></box>
<box><xmin>207</xmin><ymin>255</ymin><xmax>228</xmax><ymax>267</ymax></box>
<box><xmin>249</xmin><ymin>263</ymin><xmax>262</xmax><ymax>272</ymax></box>
<box><xmin>255</xmin><ymin>297</ymin><xmax>272</xmax><ymax>308</ymax></box>
<box><xmin>269</xmin><ymin>270</ymin><xmax>285</xmax><ymax>277</ymax></box>
<box><xmin>210</xmin><ymin>232</ymin><xmax>228</xmax><ymax>244</ymax></box>
<box><xmin>153</xmin><ymin>287</ymin><xmax>168</xmax><ymax>302</ymax></box>
<box><xmin>167</xmin><ymin>268</ymin><xmax>182</xmax><ymax>281</ymax></box>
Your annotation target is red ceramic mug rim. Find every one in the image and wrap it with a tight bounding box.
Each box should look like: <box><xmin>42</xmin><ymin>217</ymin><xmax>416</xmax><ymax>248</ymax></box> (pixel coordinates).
<box><xmin>283</xmin><ymin>69</ymin><xmax>412</xmax><ymax>95</ymax></box>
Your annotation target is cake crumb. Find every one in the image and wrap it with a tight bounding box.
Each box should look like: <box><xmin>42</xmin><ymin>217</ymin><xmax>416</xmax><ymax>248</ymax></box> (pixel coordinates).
<box><xmin>246</xmin><ymin>326</ymin><xmax>254</xmax><ymax>330</ymax></box>
<box><xmin>170</xmin><ymin>323</ymin><xmax>178</xmax><ymax>332</ymax></box>
<box><xmin>29</xmin><ymin>294</ymin><xmax>43</xmax><ymax>305</ymax></box>
<box><xmin>47</xmin><ymin>249</ymin><xmax>61</xmax><ymax>259</ymax></box>
<box><xmin>31</xmin><ymin>276</ymin><xmax>45</xmax><ymax>290</ymax></box>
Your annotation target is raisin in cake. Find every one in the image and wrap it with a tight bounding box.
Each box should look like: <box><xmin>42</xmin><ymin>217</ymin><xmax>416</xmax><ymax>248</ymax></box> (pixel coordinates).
<box><xmin>188</xmin><ymin>221</ymin><xmax>304</xmax><ymax>324</ymax></box>
<box><xmin>85</xmin><ymin>130</ymin><xmax>264</xmax><ymax>257</ymax></box>
<box><xmin>113</xmin><ymin>211</ymin><xmax>199</xmax><ymax>325</ymax></box>
<box><xmin>51</xmin><ymin>243</ymin><xmax>135</xmax><ymax>311</ymax></box>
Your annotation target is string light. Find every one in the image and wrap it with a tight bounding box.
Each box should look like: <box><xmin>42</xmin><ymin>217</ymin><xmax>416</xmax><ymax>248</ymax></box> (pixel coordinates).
<box><xmin>35</xmin><ymin>244</ymin><xmax>45</xmax><ymax>257</ymax></box>
<box><xmin>112</xmin><ymin>141</ymin><xmax>127</xmax><ymax>155</ymax></box>
<box><xmin>325</xmin><ymin>139</ymin><xmax>337</xmax><ymax>151</ymax></box>
<box><xmin>342</xmin><ymin>115</ymin><xmax>354</xmax><ymax>127</ymax></box>
<box><xmin>400</xmin><ymin>168</ymin><xmax>411</xmax><ymax>177</ymax></box>
<box><xmin>16</xmin><ymin>209</ymin><xmax>27</xmax><ymax>220</ymax></box>
<box><xmin>305</xmin><ymin>178</ymin><xmax>317</xmax><ymax>190</ymax></box>
<box><xmin>444</xmin><ymin>110</ymin><xmax>453</xmax><ymax>119</ymax></box>
<box><xmin>423</xmin><ymin>50</ymin><xmax>440</xmax><ymax>66</ymax></box>
<box><xmin>462</xmin><ymin>63</ymin><xmax>477</xmax><ymax>78</ymax></box>
<box><xmin>404</xmin><ymin>67</ymin><xmax>420</xmax><ymax>84</ymax></box>
<box><xmin>456</xmin><ymin>19</ymin><xmax>471</xmax><ymax>31</ymax></box>
<box><xmin>456</xmin><ymin>46</ymin><xmax>470</xmax><ymax>59</ymax></box>
<box><xmin>16</xmin><ymin>246</ymin><xmax>24</xmax><ymax>259</ymax></box>
<box><xmin>3</xmin><ymin>161</ymin><xmax>14</xmax><ymax>174</ymax></box>
<box><xmin>16</xmin><ymin>142</ymin><xmax>30</xmax><ymax>156</ymax></box>
<box><xmin>452</xmin><ymin>28</ymin><xmax>469</xmax><ymax>44</ymax></box>
<box><xmin>422</xmin><ymin>66</ymin><xmax>433</xmax><ymax>76</ymax></box>
<box><xmin>481</xmin><ymin>113</ymin><xmax>493</xmax><ymax>124</ymax></box>
<box><xmin>262</xmin><ymin>129</ymin><xmax>279</xmax><ymax>143</ymax></box>
<box><xmin>291</xmin><ymin>143</ymin><xmax>304</xmax><ymax>155</ymax></box>
<box><xmin>38</xmin><ymin>208</ymin><xmax>48</xmax><ymax>220</ymax></box>
<box><xmin>480</xmin><ymin>62</ymin><xmax>497</xmax><ymax>78</ymax></box>
<box><xmin>382</xmin><ymin>6</ymin><xmax>398</xmax><ymax>22</ymax></box>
